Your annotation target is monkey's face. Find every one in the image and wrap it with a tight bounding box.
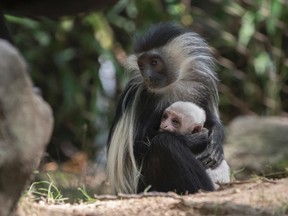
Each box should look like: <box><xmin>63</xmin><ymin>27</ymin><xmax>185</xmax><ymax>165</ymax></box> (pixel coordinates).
<box><xmin>160</xmin><ymin>108</ymin><xmax>203</xmax><ymax>134</ymax></box>
<box><xmin>137</xmin><ymin>52</ymin><xmax>177</xmax><ymax>89</ymax></box>
<box><xmin>160</xmin><ymin>109</ymin><xmax>184</xmax><ymax>133</ymax></box>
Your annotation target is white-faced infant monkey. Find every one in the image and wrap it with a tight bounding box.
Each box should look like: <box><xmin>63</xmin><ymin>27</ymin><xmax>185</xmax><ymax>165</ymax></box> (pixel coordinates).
<box><xmin>160</xmin><ymin>101</ymin><xmax>230</xmax><ymax>189</ymax></box>
<box><xmin>160</xmin><ymin>101</ymin><xmax>206</xmax><ymax>134</ymax></box>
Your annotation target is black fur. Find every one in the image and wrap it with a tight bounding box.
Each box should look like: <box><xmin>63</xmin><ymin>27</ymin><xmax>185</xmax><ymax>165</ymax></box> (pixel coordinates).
<box><xmin>183</xmin><ymin>129</ymin><xmax>211</xmax><ymax>154</ymax></box>
<box><xmin>138</xmin><ymin>132</ymin><xmax>214</xmax><ymax>194</ymax></box>
<box><xmin>134</xmin><ymin>23</ymin><xmax>190</xmax><ymax>53</ymax></box>
<box><xmin>200</xmin><ymin>107</ymin><xmax>224</xmax><ymax>168</ymax></box>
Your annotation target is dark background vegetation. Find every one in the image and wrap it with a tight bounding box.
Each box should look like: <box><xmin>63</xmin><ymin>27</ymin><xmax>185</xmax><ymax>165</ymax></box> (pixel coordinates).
<box><xmin>5</xmin><ymin>0</ymin><xmax>288</xmax><ymax>164</ymax></box>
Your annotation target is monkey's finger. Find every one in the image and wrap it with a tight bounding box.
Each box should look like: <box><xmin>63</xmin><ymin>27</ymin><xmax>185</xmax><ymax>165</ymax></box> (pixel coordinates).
<box><xmin>210</xmin><ymin>153</ymin><xmax>224</xmax><ymax>169</ymax></box>
<box><xmin>197</xmin><ymin>148</ymin><xmax>221</xmax><ymax>168</ymax></box>
<box><xmin>202</xmin><ymin>153</ymin><xmax>224</xmax><ymax>169</ymax></box>
<box><xmin>204</xmin><ymin>159</ymin><xmax>216</xmax><ymax>169</ymax></box>
<box><xmin>196</xmin><ymin>152</ymin><xmax>213</xmax><ymax>166</ymax></box>
<box><xmin>196</xmin><ymin>142</ymin><xmax>213</xmax><ymax>157</ymax></box>
<box><xmin>197</xmin><ymin>154</ymin><xmax>215</xmax><ymax>169</ymax></box>
<box><xmin>196</xmin><ymin>150</ymin><xmax>208</xmax><ymax>160</ymax></box>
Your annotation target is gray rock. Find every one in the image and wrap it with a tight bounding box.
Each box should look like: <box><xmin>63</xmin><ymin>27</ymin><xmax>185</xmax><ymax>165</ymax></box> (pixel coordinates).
<box><xmin>224</xmin><ymin>116</ymin><xmax>288</xmax><ymax>179</ymax></box>
<box><xmin>0</xmin><ymin>40</ymin><xmax>54</xmax><ymax>216</ymax></box>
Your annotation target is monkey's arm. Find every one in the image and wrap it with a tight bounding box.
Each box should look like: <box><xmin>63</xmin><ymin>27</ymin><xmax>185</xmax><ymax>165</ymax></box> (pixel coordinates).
<box><xmin>181</xmin><ymin>128</ymin><xmax>211</xmax><ymax>154</ymax></box>
<box><xmin>196</xmin><ymin>116</ymin><xmax>224</xmax><ymax>169</ymax></box>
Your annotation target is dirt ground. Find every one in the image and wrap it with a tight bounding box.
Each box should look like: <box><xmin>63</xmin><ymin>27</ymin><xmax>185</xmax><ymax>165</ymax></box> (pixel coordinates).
<box><xmin>17</xmin><ymin>178</ymin><xmax>288</xmax><ymax>216</ymax></box>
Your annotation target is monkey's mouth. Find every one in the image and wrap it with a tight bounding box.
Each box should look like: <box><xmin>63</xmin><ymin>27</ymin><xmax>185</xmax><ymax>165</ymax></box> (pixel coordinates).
<box><xmin>145</xmin><ymin>79</ymin><xmax>170</xmax><ymax>90</ymax></box>
<box><xmin>145</xmin><ymin>80</ymin><xmax>159</xmax><ymax>88</ymax></box>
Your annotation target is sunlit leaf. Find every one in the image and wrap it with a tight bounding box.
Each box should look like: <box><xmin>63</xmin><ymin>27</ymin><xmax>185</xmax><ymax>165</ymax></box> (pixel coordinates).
<box><xmin>84</xmin><ymin>13</ymin><xmax>114</xmax><ymax>49</ymax></box>
<box><xmin>254</xmin><ymin>53</ymin><xmax>270</xmax><ymax>76</ymax></box>
<box><xmin>238</xmin><ymin>12</ymin><xmax>255</xmax><ymax>47</ymax></box>
<box><xmin>5</xmin><ymin>15</ymin><xmax>39</xmax><ymax>28</ymax></box>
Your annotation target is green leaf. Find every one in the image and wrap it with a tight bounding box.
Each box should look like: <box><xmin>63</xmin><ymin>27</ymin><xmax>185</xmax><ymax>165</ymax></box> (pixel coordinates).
<box><xmin>267</xmin><ymin>0</ymin><xmax>282</xmax><ymax>35</ymax></box>
<box><xmin>254</xmin><ymin>53</ymin><xmax>270</xmax><ymax>76</ymax></box>
<box><xmin>238</xmin><ymin>12</ymin><xmax>255</xmax><ymax>47</ymax></box>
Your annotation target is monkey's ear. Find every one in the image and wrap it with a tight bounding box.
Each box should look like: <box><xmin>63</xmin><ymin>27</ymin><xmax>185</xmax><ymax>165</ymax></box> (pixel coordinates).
<box><xmin>192</xmin><ymin>124</ymin><xmax>203</xmax><ymax>133</ymax></box>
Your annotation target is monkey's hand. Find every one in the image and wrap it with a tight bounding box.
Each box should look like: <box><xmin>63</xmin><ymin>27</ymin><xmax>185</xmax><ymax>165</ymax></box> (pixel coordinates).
<box><xmin>183</xmin><ymin>128</ymin><xmax>211</xmax><ymax>155</ymax></box>
<box><xmin>196</xmin><ymin>131</ymin><xmax>224</xmax><ymax>169</ymax></box>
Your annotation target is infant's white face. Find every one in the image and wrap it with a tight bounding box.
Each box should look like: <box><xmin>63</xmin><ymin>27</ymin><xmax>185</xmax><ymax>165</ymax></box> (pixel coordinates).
<box><xmin>159</xmin><ymin>101</ymin><xmax>206</xmax><ymax>134</ymax></box>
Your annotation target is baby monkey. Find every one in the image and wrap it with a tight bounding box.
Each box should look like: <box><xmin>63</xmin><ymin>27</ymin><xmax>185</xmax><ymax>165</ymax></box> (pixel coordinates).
<box><xmin>160</xmin><ymin>101</ymin><xmax>230</xmax><ymax>189</ymax></box>
<box><xmin>160</xmin><ymin>101</ymin><xmax>206</xmax><ymax>134</ymax></box>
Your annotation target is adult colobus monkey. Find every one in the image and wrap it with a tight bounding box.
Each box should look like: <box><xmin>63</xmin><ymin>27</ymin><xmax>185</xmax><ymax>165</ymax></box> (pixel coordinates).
<box><xmin>107</xmin><ymin>23</ymin><xmax>224</xmax><ymax>194</ymax></box>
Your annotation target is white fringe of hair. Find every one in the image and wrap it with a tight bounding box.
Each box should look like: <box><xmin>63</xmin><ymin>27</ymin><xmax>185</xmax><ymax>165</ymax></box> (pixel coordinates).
<box><xmin>107</xmin><ymin>88</ymin><xmax>141</xmax><ymax>194</ymax></box>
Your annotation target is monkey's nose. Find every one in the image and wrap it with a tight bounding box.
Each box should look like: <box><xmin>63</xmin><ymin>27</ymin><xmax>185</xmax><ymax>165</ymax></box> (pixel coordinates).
<box><xmin>163</xmin><ymin>125</ymin><xmax>168</xmax><ymax>128</ymax></box>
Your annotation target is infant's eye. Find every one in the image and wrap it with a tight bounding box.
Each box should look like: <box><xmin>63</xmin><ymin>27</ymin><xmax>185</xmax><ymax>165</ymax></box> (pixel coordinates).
<box><xmin>162</xmin><ymin>113</ymin><xmax>168</xmax><ymax>120</ymax></box>
<box><xmin>172</xmin><ymin>118</ymin><xmax>180</xmax><ymax>127</ymax></box>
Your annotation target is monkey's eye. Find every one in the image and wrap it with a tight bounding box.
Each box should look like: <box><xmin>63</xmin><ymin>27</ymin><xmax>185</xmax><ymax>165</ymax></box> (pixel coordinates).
<box><xmin>151</xmin><ymin>59</ymin><xmax>158</xmax><ymax>66</ymax></box>
<box><xmin>172</xmin><ymin>118</ymin><xmax>180</xmax><ymax>127</ymax></box>
<box><xmin>138</xmin><ymin>63</ymin><xmax>144</xmax><ymax>71</ymax></box>
<box><xmin>162</xmin><ymin>113</ymin><xmax>168</xmax><ymax>120</ymax></box>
